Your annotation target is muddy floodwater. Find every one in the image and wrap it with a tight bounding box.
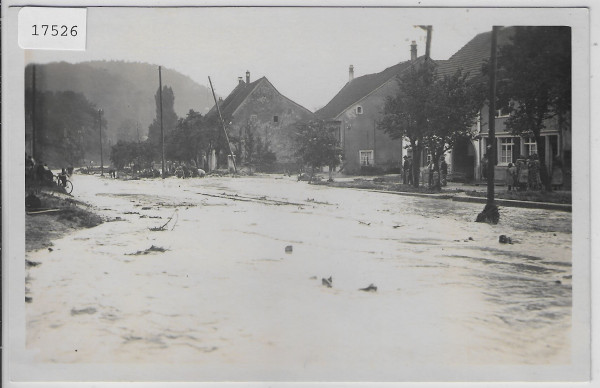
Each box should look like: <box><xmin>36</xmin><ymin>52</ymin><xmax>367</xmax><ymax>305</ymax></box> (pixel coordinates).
<box><xmin>25</xmin><ymin>174</ymin><xmax>572</xmax><ymax>380</ymax></box>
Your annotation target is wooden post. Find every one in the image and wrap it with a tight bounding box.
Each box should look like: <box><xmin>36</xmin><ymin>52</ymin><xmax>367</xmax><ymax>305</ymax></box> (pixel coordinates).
<box><xmin>487</xmin><ymin>26</ymin><xmax>498</xmax><ymax>207</ymax></box>
<box><xmin>476</xmin><ymin>26</ymin><xmax>500</xmax><ymax>224</ymax></box>
<box><xmin>159</xmin><ymin>66</ymin><xmax>165</xmax><ymax>179</ymax></box>
<box><xmin>99</xmin><ymin>109</ymin><xmax>104</xmax><ymax>176</ymax></box>
<box><xmin>208</xmin><ymin>76</ymin><xmax>237</xmax><ymax>173</ymax></box>
<box><xmin>425</xmin><ymin>26</ymin><xmax>432</xmax><ymax>59</ymax></box>
<box><xmin>31</xmin><ymin>65</ymin><xmax>37</xmax><ymax>159</ymax></box>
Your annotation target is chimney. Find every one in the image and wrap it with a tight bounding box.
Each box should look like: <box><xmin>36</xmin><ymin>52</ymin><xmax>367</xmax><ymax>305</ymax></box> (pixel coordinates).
<box><xmin>349</xmin><ymin>65</ymin><xmax>354</xmax><ymax>82</ymax></box>
<box><xmin>246</xmin><ymin>70</ymin><xmax>250</xmax><ymax>84</ymax></box>
<box><xmin>410</xmin><ymin>41</ymin><xmax>417</xmax><ymax>61</ymax></box>
<box><xmin>238</xmin><ymin>77</ymin><xmax>244</xmax><ymax>84</ymax></box>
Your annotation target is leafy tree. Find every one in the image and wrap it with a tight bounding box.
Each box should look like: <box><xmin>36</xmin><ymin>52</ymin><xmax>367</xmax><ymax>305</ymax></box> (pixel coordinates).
<box><xmin>148</xmin><ymin>85</ymin><xmax>178</xmax><ymax>145</ymax></box>
<box><xmin>378</xmin><ymin>60</ymin><xmax>437</xmax><ymax>187</ymax></box>
<box><xmin>422</xmin><ymin>69</ymin><xmax>485</xmax><ymax>189</ymax></box>
<box><xmin>110</xmin><ymin>140</ymin><xmax>134</xmax><ymax>170</ymax></box>
<box><xmin>294</xmin><ymin>120</ymin><xmax>342</xmax><ymax>180</ymax></box>
<box><xmin>496</xmin><ymin>26</ymin><xmax>571</xmax><ymax>191</ymax></box>
<box><xmin>25</xmin><ymin>90</ymin><xmax>101</xmax><ymax>167</ymax></box>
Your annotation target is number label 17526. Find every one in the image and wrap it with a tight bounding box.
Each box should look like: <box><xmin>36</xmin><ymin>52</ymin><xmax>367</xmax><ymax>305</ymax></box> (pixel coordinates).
<box><xmin>32</xmin><ymin>24</ymin><xmax>78</xmax><ymax>37</ymax></box>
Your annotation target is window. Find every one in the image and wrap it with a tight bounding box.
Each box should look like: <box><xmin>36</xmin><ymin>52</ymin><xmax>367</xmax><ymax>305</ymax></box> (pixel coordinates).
<box><xmin>356</xmin><ymin>106</ymin><xmax>363</xmax><ymax>115</ymax></box>
<box><xmin>524</xmin><ymin>137</ymin><xmax>537</xmax><ymax>156</ymax></box>
<box><xmin>359</xmin><ymin>150</ymin><xmax>374</xmax><ymax>166</ymax></box>
<box><xmin>495</xmin><ymin>103</ymin><xmax>510</xmax><ymax>118</ymax></box>
<box><xmin>499</xmin><ymin>138</ymin><xmax>514</xmax><ymax>164</ymax></box>
<box><xmin>273</xmin><ymin>115</ymin><xmax>279</xmax><ymax>123</ymax></box>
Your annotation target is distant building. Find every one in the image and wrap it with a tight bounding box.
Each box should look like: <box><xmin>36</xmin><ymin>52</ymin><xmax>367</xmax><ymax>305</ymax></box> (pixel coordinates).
<box><xmin>207</xmin><ymin>71</ymin><xmax>315</xmax><ymax>170</ymax></box>
<box><xmin>316</xmin><ymin>43</ymin><xmax>424</xmax><ymax>174</ymax></box>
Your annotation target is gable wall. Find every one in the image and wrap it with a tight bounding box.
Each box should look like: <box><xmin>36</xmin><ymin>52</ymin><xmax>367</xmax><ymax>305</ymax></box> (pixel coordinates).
<box><xmin>337</xmin><ymin>79</ymin><xmax>403</xmax><ymax>174</ymax></box>
<box><xmin>231</xmin><ymin>81</ymin><xmax>315</xmax><ymax>165</ymax></box>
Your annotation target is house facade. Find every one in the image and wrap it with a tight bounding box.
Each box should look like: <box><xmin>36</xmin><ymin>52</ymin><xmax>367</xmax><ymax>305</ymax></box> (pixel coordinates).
<box><xmin>208</xmin><ymin>71</ymin><xmax>315</xmax><ymax>170</ymax></box>
<box><xmin>436</xmin><ymin>27</ymin><xmax>571</xmax><ymax>184</ymax></box>
<box><xmin>315</xmin><ymin>47</ymin><xmax>424</xmax><ymax>174</ymax></box>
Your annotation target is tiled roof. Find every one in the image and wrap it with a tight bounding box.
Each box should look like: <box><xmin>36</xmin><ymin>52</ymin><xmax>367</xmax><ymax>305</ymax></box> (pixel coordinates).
<box><xmin>207</xmin><ymin>77</ymin><xmax>264</xmax><ymax>119</ymax></box>
<box><xmin>436</xmin><ymin>27</ymin><xmax>516</xmax><ymax>80</ymax></box>
<box><xmin>316</xmin><ymin>57</ymin><xmax>426</xmax><ymax>120</ymax></box>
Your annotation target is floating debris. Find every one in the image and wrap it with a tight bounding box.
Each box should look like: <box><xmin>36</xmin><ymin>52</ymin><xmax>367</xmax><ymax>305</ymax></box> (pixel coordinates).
<box><xmin>359</xmin><ymin>284</ymin><xmax>378</xmax><ymax>292</ymax></box>
<box><xmin>499</xmin><ymin>235</ymin><xmax>513</xmax><ymax>244</ymax></box>
<box><xmin>127</xmin><ymin>245</ymin><xmax>168</xmax><ymax>255</ymax></box>
<box><xmin>358</xmin><ymin>221</ymin><xmax>371</xmax><ymax>226</ymax></box>
<box><xmin>71</xmin><ymin>307</ymin><xmax>97</xmax><ymax>315</ymax></box>
<box><xmin>309</xmin><ymin>275</ymin><xmax>317</xmax><ymax>280</ymax></box>
<box><xmin>26</xmin><ymin>260</ymin><xmax>41</xmax><ymax>268</ymax></box>
<box><xmin>285</xmin><ymin>245</ymin><xmax>293</xmax><ymax>253</ymax></box>
<box><xmin>322</xmin><ymin>276</ymin><xmax>333</xmax><ymax>288</ymax></box>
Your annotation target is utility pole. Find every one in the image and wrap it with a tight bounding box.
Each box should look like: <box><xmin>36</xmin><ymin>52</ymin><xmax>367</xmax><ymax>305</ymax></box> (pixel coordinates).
<box><xmin>425</xmin><ymin>25</ymin><xmax>432</xmax><ymax>59</ymax></box>
<box><xmin>415</xmin><ymin>25</ymin><xmax>433</xmax><ymax>59</ymax></box>
<box><xmin>476</xmin><ymin>26</ymin><xmax>500</xmax><ymax>224</ymax></box>
<box><xmin>208</xmin><ymin>76</ymin><xmax>237</xmax><ymax>173</ymax></box>
<box><xmin>159</xmin><ymin>66</ymin><xmax>165</xmax><ymax>179</ymax></box>
<box><xmin>99</xmin><ymin>109</ymin><xmax>104</xmax><ymax>176</ymax></box>
<box><xmin>31</xmin><ymin>65</ymin><xmax>37</xmax><ymax>159</ymax></box>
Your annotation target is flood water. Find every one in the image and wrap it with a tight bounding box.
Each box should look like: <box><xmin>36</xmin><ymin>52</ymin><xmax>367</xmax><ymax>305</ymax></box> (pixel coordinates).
<box><xmin>25</xmin><ymin>174</ymin><xmax>572</xmax><ymax>380</ymax></box>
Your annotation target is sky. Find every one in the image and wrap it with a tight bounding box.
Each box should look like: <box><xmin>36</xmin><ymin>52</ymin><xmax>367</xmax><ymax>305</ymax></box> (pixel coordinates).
<box><xmin>25</xmin><ymin>7</ymin><xmax>557</xmax><ymax>112</ymax></box>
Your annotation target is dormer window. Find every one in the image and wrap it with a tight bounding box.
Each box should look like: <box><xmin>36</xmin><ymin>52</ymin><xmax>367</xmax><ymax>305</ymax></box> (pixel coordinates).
<box><xmin>355</xmin><ymin>106</ymin><xmax>363</xmax><ymax>115</ymax></box>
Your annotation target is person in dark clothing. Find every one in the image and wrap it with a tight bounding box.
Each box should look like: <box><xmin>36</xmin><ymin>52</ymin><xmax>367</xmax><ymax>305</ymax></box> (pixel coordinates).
<box><xmin>402</xmin><ymin>156</ymin><xmax>410</xmax><ymax>184</ymax></box>
<box><xmin>440</xmin><ymin>159</ymin><xmax>448</xmax><ymax>186</ymax></box>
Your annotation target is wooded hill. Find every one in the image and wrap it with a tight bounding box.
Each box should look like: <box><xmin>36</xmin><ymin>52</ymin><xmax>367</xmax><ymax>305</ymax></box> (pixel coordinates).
<box><xmin>25</xmin><ymin>61</ymin><xmax>216</xmax><ymax>143</ymax></box>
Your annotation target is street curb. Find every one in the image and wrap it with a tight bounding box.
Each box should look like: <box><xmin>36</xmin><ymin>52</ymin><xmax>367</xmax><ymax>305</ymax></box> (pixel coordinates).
<box><xmin>451</xmin><ymin>195</ymin><xmax>572</xmax><ymax>212</ymax></box>
<box><xmin>323</xmin><ymin>185</ymin><xmax>571</xmax><ymax>212</ymax></box>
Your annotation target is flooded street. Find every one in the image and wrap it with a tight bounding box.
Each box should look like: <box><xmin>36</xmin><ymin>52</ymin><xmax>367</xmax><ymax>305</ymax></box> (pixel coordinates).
<box><xmin>25</xmin><ymin>174</ymin><xmax>572</xmax><ymax>380</ymax></box>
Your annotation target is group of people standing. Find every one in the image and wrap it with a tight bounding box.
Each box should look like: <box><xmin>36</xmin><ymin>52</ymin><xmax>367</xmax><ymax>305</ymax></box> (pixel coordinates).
<box><xmin>402</xmin><ymin>155</ymin><xmax>448</xmax><ymax>187</ymax></box>
<box><xmin>504</xmin><ymin>154</ymin><xmax>564</xmax><ymax>191</ymax></box>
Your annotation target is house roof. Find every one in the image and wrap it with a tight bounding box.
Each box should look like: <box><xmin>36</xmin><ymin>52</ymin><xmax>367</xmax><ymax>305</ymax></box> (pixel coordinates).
<box><xmin>207</xmin><ymin>76</ymin><xmax>313</xmax><ymax>119</ymax></box>
<box><xmin>436</xmin><ymin>27</ymin><xmax>516</xmax><ymax>80</ymax></box>
<box><xmin>207</xmin><ymin>77</ymin><xmax>264</xmax><ymax>119</ymax></box>
<box><xmin>315</xmin><ymin>57</ymin><xmax>426</xmax><ymax>120</ymax></box>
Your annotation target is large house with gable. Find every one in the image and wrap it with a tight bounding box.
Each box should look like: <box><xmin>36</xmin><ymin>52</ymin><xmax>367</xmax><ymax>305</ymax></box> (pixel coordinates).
<box><xmin>207</xmin><ymin>71</ymin><xmax>315</xmax><ymax>170</ymax></box>
<box><xmin>315</xmin><ymin>43</ymin><xmax>426</xmax><ymax>174</ymax></box>
<box><xmin>436</xmin><ymin>26</ymin><xmax>570</xmax><ymax>184</ymax></box>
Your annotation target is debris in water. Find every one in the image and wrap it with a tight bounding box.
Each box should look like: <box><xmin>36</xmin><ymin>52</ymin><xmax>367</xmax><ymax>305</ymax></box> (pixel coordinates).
<box><xmin>71</xmin><ymin>307</ymin><xmax>97</xmax><ymax>315</ymax></box>
<box><xmin>322</xmin><ymin>276</ymin><xmax>333</xmax><ymax>288</ymax></box>
<box><xmin>359</xmin><ymin>284</ymin><xmax>378</xmax><ymax>292</ymax></box>
<box><xmin>499</xmin><ymin>235</ymin><xmax>513</xmax><ymax>244</ymax></box>
<box><xmin>358</xmin><ymin>221</ymin><xmax>371</xmax><ymax>226</ymax></box>
<box><xmin>468</xmin><ymin>237</ymin><xmax>474</xmax><ymax>241</ymax></box>
<box><xmin>127</xmin><ymin>245</ymin><xmax>168</xmax><ymax>255</ymax></box>
<box><xmin>141</xmin><ymin>207</ymin><xmax>151</xmax><ymax>210</ymax></box>
<box><xmin>48</xmin><ymin>247</ymin><xmax>53</xmax><ymax>252</ymax></box>
<box><xmin>26</xmin><ymin>260</ymin><xmax>41</xmax><ymax>268</ymax></box>
<box><xmin>309</xmin><ymin>275</ymin><xmax>317</xmax><ymax>280</ymax></box>
<box><xmin>25</xmin><ymin>296</ymin><xmax>33</xmax><ymax>303</ymax></box>
<box><xmin>285</xmin><ymin>245</ymin><xmax>293</xmax><ymax>253</ymax></box>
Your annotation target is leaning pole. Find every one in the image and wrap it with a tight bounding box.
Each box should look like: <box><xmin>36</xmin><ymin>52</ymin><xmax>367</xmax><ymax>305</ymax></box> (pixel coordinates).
<box><xmin>476</xmin><ymin>26</ymin><xmax>500</xmax><ymax>224</ymax></box>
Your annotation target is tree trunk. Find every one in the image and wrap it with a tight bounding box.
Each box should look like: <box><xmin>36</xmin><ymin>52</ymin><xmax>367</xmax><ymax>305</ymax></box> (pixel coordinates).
<box><xmin>411</xmin><ymin>140</ymin><xmax>421</xmax><ymax>188</ymax></box>
<box><xmin>534</xmin><ymin>131</ymin><xmax>552</xmax><ymax>192</ymax></box>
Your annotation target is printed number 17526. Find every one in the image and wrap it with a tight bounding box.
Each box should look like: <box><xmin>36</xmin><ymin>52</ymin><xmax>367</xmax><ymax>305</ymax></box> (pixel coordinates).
<box><xmin>32</xmin><ymin>24</ymin><xmax>78</xmax><ymax>37</ymax></box>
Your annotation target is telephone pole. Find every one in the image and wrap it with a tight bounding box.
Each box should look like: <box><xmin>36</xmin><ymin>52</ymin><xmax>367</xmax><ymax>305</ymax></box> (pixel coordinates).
<box><xmin>476</xmin><ymin>26</ymin><xmax>500</xmax><ymax>224</ymax></box>
<box><xmin>31</xmin><ymin>65</ymin><xmax>37</xmax><ymax>159</ymax></box>
<box><xmin>99</xmin><ymin>109</ymin><xmax>104</xmax><ymax>176</ymax></box>
<box><xmin>208</xmin><ymin>76</ymin><xmax>237</xmax><ymax>173</ymax></box>
<box><xmin>159</xmin><ymin>66</ymin><xmax>165</xmax><ymax>179</ymax></box>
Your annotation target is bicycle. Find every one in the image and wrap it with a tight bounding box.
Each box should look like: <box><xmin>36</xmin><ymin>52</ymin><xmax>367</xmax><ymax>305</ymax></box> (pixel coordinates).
<box><xmin>54</xmin><ymin>173</ymin><xmax>73</xmax><ymax>194</ymax></box>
